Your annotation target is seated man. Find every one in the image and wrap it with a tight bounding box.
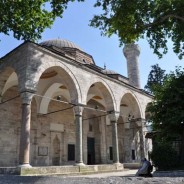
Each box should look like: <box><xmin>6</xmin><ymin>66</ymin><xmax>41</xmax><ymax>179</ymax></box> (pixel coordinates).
<box><xmin>135</xmin><ymin>158</ymin><xmax>153</xmax><ymax>177</ymax></box>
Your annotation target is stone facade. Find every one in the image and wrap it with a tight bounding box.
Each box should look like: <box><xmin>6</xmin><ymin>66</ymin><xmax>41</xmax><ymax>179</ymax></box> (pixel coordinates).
<box><xmin>0</xmin><ymin>40</ymin><xmax>152</xmax><ymax>167</ymax></box>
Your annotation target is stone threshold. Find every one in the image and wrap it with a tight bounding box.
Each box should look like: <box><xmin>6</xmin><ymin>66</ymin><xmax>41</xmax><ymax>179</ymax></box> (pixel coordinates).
<box><xmin>0</xmin><ymin>164</ymin><xmax>125</xmax><ymax>176</ymax></box>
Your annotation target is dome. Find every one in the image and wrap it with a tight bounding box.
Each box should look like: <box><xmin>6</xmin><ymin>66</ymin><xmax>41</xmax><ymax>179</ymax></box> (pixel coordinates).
<box><xmin>102</xmin><ymin>69</ymin><xmax>118</xmax><ymax>75</ymax></box>
<box><xmin>40</xmin><ymin>39</ymin><xmax>82</xmax><ymax>50</ymax></box>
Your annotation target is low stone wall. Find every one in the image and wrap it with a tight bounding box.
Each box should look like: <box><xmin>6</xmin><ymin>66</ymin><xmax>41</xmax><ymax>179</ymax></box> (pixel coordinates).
<box><xmin>0</xmin><ymin>164</ymin><xmax>124</xmax><ymax>176</ymax></box>
<box><xmin>123</xmin><ymin>163</ymin><xmax>141</xmax><ymax>169</ymax></box>
<box><xmin>153</xmin><ymin>170</ymin><xmax>184</xmax><ymax>177</ymax></box>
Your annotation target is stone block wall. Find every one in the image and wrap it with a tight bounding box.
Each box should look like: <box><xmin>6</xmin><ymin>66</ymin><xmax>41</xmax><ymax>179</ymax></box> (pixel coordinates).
<box><xmin>0</xmin><ymin>87</ymin><xmax>21</xmax><ymax>166</ymax></box>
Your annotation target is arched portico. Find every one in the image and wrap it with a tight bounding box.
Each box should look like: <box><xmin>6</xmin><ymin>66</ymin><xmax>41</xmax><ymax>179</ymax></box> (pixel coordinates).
<box><xmin>29</xmin><ymin>65</ymin><xmax>83</xmax><ymax>166</ymax></box>
<box><xmin>82</xmin><ymin>80</ymin><xmax>119</xmax><ymax>165</ymax></box>
<box><xmin>118</xmin><ymin>92</ymin><xmax>144</xmax><ymax>163</ymax></box>
<box><xmin>0</xmin><ymin>40</ymin><xmax>153</xmax><ymax>172</ymax></box>
<box><xmin>32</xmin><ymin>62</ymin><xmax>82</xmax><ymax>105</ymax></box>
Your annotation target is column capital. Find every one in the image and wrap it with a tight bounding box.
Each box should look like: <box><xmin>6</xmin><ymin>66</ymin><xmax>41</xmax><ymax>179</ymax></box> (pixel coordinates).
<box><xmin>20</xmin><ymin>91</ymin><xmax>35</xmax><ymax>105</ymax></box>
<box><xmin>108</xmin><ymin>111</ymin><xmax>120</xmax><ymax>122</ymax></box>
<box><xmin>73</xmin><ymin>105</ymin><xmax>84</xmax><ymax>116</ymax></box>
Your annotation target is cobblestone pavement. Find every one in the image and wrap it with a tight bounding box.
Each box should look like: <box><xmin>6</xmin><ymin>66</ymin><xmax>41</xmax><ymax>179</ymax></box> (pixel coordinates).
<box><xmin>0</xmin><ymin>170</ymin><xmax>184</xmax><ymax>184</ymax></box>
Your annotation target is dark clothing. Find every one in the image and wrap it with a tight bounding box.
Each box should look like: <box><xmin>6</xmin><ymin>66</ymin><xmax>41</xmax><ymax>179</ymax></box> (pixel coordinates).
<box><xmin>135</xmin><ymin>159</ymin><xmax>152</xmax><ymax>177</ymax></box>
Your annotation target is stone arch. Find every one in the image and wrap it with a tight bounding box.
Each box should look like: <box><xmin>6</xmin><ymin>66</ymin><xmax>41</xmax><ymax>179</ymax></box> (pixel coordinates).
<box><xmin>39</xmin><ymin>83</ymin><xmax>70</xmax><ymax>114</ymax></box>
<box><xmin>26</xmin><ymin>60</ymin><xmax>82</xmax><ymax>104</ymax></box>
<box><xmin>36</xmin><ymin>64</ymin><xmax>81</xmax><ymax>114</ymax></box>
<box><xmin>119</xmin><ymin>90</ymin><xmax>143</xmax><ymax>119</ymax></box>
<box><xmin>82</xmin><ymin>78</ymin><xmax>116</xmax><ymax>165</ymax></box>
<box><xmin>118</xmin><ymin>91</ymin><xmax>143</xmax><ymax>162</ymax></box>
<box><xmin>1</xmin><ymin>72</ymin><xmax>18</xmax><ymax>96</ymax></box>
<box><xmin>0</xmin><ymin>67</ymin><xmax>18</xmax><ymax>97</ymax></box>
<box><xmin>120</xmin><ymin>93</ymin><xmax>142</xmax><ymax>119</ymax></box>
<box><xmin>84</xmin><ymin>77</ymin><xmax>116</xmax><ymax>112</ymax></box>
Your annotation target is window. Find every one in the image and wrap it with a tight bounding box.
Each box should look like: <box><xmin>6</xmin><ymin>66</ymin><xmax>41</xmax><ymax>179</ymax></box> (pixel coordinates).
<box><xmin>109</xmin><ymin>146</ymin><xmax>113</xmax><ymax>160</ymax></box>
<box><xmin>89</xmin><ymin>120</ymin><xmax>93</xmax><ymax>132</ymax></box>
<box><xmin>132</xmin><ymin>149</ymin><xmax>135</xmax><ymax>160</ymax></box>
<box><xmin>89</xmin><ymin>122</ymin><xmax>93</xmax><ymax>132</ymax></box>
<box><xmin>68</xmin><ymin>144</ymin><xmax>75</xmax><ymax>161</ymax></box>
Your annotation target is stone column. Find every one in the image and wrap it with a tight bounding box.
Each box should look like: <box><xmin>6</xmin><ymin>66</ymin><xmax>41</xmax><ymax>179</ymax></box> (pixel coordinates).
<box><xmin>74</xmin><ymin>106</ymin><xmax>85</xmax><ymax>166</ymax></box>
<box><xmin>109</xmin><ymin>111</ymin><xmax>120</xmax><ymax>164</ymax></box>
<box><xmin>123</xmin><ymin>44</ymin><xmax>141</xmax><ymax>88</ymax></box>
<box><xmin>18</xmin><ymin>92</ymin><xmax>34</xmax><ymax>167</ymax></box>
<box><xmin>136</xmin><ymin>119</ymin><xmax>146</xmax><ymax>158</ymax></box>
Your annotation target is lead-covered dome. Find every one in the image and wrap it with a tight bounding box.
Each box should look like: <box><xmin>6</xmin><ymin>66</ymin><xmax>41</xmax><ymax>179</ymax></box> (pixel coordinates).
<box><xmin>40</xmin><ymin>39</ymin><xmax>82</xmax><ymax>50</ymax></box>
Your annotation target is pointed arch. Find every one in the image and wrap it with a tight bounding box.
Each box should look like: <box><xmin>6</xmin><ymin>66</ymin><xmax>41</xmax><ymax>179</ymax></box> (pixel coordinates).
<box><xmin>39</xmin><ymin>83</ymin><xmax>70</xmax><ymax>114</ymax></box>
<box><xmin>84</xmin><ymin>77</ymin><xmax>116</xmax><ymax>112</ymax></box>
<box><xmin>0</xmin><ymin>67</ymin><xmax>18</xmax><ymax>97</ymax></box>
<box><xmin>29</xmin><ymin>60</ymin><xmax>82</xmax><ymax>105</ymax></box>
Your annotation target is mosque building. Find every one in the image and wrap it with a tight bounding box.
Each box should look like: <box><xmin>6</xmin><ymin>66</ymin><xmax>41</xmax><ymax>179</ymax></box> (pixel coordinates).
<box><xmin>0</xmin><ymin>39</ymin><xmax>152</xmax><ymax>169</ymax></box>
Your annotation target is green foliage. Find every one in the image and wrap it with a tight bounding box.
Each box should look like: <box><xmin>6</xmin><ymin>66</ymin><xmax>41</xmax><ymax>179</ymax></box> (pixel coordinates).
<box><xmin>148</xmin><ymin>67</ymin><xmax>184</xmax><ymax>163</ymax></box>
<box><xmin>90</xmin><ymin>0</ymin><xmax>184</xmax><ymax>59</ymax></box>
<box><xmin>150</xmin><ymin>141</ymin><xmax>180</xmax><ymax>170</ymax></box>
<box><xmin>144</xmin><ymin>64</ymin><xmax>166</xmax><ymax>95</ymax></box>
<box><xmin>148</xmin><ymin>67</ymin><xmax>184</xmax><ymax>136</ymax></box>
<box><xmin>0</xmin><ymin>0</ymin><xmax>84</xmax><ymax>41</ymax></box>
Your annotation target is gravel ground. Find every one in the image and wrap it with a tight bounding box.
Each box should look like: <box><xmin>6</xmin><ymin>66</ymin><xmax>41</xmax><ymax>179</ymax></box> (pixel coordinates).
<box><xmin>0</xmin><ymin>175</ymin><xmax>184</xmax><ymax>184</ymax></box>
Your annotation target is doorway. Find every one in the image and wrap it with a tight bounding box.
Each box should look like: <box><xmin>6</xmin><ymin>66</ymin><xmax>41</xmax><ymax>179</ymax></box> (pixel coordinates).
<box><xmin>87</xmin><ymin>137</ymin><xmax>95</xmax><ymax>165</ymax></box>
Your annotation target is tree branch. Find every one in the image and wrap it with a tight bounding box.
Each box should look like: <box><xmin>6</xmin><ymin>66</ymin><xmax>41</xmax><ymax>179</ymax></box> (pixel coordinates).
<box><xmin>143</xmin><ymin>14</ymin><xmax>184</xmax><ymax>29</ymax></box>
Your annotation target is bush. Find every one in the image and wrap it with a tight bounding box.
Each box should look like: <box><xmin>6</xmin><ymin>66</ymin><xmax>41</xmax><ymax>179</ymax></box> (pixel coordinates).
<box><xmin>150</xmin><ymin>142</ymin><xmax>180</xmax><ymax>170</ymax></box>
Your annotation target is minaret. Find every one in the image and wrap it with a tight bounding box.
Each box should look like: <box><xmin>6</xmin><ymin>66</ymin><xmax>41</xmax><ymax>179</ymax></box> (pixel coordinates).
<box><xmin>123</xmin><ymin>44</ymin><xmax>141</xmax><ymax>88</ymax></box>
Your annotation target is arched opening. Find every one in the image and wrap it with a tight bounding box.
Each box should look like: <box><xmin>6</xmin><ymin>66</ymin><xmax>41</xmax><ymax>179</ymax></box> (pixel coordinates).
<box><xmin>118</xmin><ymin>93</ymin><xmax>142</xmax><ymax>163</ymax></box>
<box><xmin>0</xmin><ymin>67</ymin><xmax>17</xmax><ymax>96</ymax></box>
<box><xmin>31</xmin><ymin>66</ymin><xmax>79</xmax><ymax>166</ymax></box>
<box><xmin>83</xmin><ymin>82</ymin><xmax>115</xmax><ymax>165</ymax></box>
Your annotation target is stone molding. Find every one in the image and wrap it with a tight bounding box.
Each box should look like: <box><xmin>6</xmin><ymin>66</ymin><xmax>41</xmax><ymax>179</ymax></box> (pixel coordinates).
<box><xmin>73</xmin><ymin>105</ymin><xmax>84</xmax><ymax>116</ymax></box>
<box><xmin>20</xmin><ymin>91</ymin><xmax>35</xmax><ymax>105</ymax></box>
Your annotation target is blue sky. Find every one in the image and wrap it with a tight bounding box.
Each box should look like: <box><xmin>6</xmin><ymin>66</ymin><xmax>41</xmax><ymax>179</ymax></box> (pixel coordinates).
<box><xmin>0</xmin><ymin>1</ymin><xmax>183</xmax><ymax>88</ymax></box>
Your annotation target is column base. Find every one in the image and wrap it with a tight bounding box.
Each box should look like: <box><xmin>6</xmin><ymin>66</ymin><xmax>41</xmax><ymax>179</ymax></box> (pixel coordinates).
<box><xmin>113</xmin><ymin>162</ymin><xmax>124</xmax><ymax>170</ymax></box>
<box><xmin>113</xmin><ymin>162</ymin><xmax>120</xmax><ymax>166</ymax></box>
<box><xmin>17</xmin><ymin>163</ymin><xmax>32</xmax><ymax>168</ymax></box>
<box><xmin>75</xmin><ymin>162</ymin><xmax>85</xmax><ymax>166</ymax></box>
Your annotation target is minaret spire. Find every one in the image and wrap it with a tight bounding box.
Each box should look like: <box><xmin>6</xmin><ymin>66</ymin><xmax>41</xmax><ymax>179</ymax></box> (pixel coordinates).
<box><xmin>123</xmin><ymin>44</ymin><xmax>141</xmax><ymax>88</ymax></box>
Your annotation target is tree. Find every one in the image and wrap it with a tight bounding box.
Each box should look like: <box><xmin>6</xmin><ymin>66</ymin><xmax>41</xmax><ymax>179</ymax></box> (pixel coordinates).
<box><xmin>0</xmin><ymin>0</ymin><xmax>83</xmax><ymax>41</ymax></box>
<box><xmin>144</xmin><ymin>64</ymin><xmax>166</xmax><ymax>94</ymax></box>
<box><xmin>150</xmin><ymin>142</ymin><xmax>179</xmax><ymax>170</ymax></box>
<box><xmin>148</xmin><ymin>67</ymin><xmax>184</xmax><ymax>164</ymax></box>
<box><xmin>90</xmin><ymin>0</ymin><xmax>184</xmax><ymax>59</ymax></box>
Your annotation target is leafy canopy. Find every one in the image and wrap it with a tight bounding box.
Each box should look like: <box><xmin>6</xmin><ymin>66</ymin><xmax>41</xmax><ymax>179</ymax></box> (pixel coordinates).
<box><xmin>148</xmin><ymin>67</ymin><xmax>184</xmax><ymax>164</ymax></box>
<box><xmin>0</xmin><ymin>0</ymin><xmax>84</xmax><ymax>41</ymax></box>
<box><xmin>90</xmin><ymin>0</ymin><xmax>184</xmax><ymax>59</ymax></box>
<box><xmin>144</xmin><ymin>64</ymin><xmax>166</xmax><ymax>95</ymax></box>
<box><xmin>148</xmin><ymin>67</ymin><xmax>184</xmax><ymax>140</ymax></box>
